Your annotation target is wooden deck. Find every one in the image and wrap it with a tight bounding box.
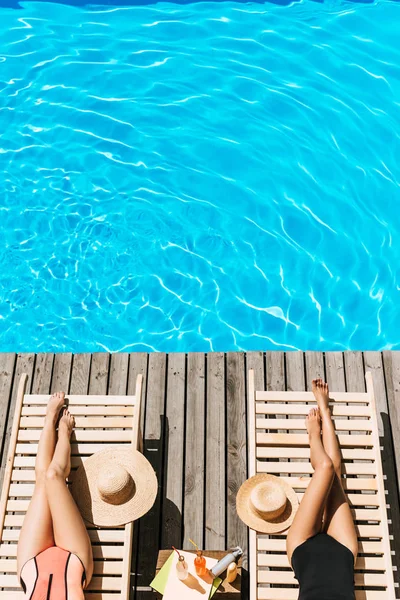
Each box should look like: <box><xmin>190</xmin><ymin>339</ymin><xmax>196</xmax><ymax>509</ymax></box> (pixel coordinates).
<box><xmin>0</xmin><ymin>351</ymin><xmax>399</xmax><ymax>599</ymax></box>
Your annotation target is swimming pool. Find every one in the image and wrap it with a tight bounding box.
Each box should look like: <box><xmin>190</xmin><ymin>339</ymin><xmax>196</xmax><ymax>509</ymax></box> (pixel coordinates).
<box><xmin>1</xmin><ymin>0</ymin><xmax>399</xmax><ymax>352</ymax></box>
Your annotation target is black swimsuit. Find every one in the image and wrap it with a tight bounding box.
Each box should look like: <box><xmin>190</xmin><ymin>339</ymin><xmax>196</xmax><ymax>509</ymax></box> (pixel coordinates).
<box><xmin>291</xmin><ymin>533</ymin><xmax>355</xmax><ymax>600</ymax></box>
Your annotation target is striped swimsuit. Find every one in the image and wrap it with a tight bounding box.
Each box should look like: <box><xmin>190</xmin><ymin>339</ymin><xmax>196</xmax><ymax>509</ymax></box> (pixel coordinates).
<box><xmin>20</xmin><ymin>546</ymin><xmax>86</xmax><ymax>600</ymax></box>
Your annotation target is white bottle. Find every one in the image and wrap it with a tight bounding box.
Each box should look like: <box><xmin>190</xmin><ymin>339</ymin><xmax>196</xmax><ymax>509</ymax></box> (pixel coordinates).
<box><xmin>176</xmin><ymin>555</ymin><xmax>189</xmax><ymax>580</ymax></box>
<box><xmin>209</xmin><ymin>547</ymin><xmax>243</xmax><ymax>578</ymax></box>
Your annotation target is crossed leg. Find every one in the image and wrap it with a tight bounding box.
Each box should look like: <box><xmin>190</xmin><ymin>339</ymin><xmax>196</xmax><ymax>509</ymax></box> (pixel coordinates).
<box><xmin>286</xmin><ymin>408</ymin><xmax>335</xmax><ymax>566</ymax></box>
<box><xmin>286</xmin><ymin>380</ymin><xmax>358</xmax><ymax>567</ymax></box>
<box><xmin>45</xmin><ymin>409</ymin><xmax>94</xmax><ymax>586</ymax></box>
<box><xmin>313</xmin><ymin>380</ymin><xmax>358</xmax><ymax>563</ymax></box>
<box><xmin>17</xmin><ymin>392</ymin><xmax>64</xmax><ymax>580</ymax></box>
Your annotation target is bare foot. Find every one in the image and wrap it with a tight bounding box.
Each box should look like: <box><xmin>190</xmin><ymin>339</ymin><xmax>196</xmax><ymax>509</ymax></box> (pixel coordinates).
<box><xmin>58</xmin><ymin>409</ymin><xmax>75</xmax><ymax>438</ymax></box>
<box><xmin>58</xmin><ymin>409</ymin><xmax>75</xmax><ymax>478</ymax></box>
<box><xmin>312</xmin><ymin>378</ymin><xmax>330</xmax><ymax>411</ymax></box>
<box><xmin>45</xmin><ymin>392</ymin><xmax>65</xmax><ymax>423</ymax></box>
<box><xmin>306</xmin><ymin>407</ymin><xmax>321</xmax><ymax>436</ymax></box>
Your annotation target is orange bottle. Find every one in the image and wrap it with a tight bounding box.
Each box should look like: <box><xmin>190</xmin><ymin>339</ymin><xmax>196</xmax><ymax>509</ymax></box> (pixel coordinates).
<box><xmin>194</xmin><ymin>550</ymin><xmax>207</xmax><ymax>577</ymax></box>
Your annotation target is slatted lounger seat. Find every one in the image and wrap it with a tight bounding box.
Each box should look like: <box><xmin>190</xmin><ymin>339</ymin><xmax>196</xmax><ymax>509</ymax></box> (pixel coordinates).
<box><xmin>0</xmin><ymin>372</ymin><xmax>144</xmax><ymax>600</ymax></box>
<box><xmin>247</xmin><ymin>369</ymin><xmax>397</xmax><ymax>600</ymax></box>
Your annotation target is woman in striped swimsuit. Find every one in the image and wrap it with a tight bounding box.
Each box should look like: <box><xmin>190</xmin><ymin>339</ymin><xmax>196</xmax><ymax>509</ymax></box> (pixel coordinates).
<box><xmin>17</xmin><ymin>392</ymin><xmax>94</xmax><ymax>600</ymax></box>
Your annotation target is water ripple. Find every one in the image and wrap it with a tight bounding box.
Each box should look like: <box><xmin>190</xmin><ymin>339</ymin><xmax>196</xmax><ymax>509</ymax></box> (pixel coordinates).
<box><xmin>0</xmin><ymin>0</ymin><xmax>399</xmax><ymax>352</ymax></box>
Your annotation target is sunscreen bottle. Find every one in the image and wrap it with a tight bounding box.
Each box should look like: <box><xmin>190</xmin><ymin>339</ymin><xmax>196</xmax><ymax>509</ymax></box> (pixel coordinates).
<box><xmin>209</xmin><ymin>547</ymin><xmax>243</xmax><ymax>578</ymax></box>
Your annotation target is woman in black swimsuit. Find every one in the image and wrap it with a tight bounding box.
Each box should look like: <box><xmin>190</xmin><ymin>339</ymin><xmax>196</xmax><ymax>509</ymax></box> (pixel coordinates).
<box><xmin>286</xmin><ymin>379</ymin><xmax>358</xmax><ymax>600</ymax></box>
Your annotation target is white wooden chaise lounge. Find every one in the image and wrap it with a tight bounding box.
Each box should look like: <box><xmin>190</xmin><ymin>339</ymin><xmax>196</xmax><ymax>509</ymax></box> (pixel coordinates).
<box><xmin>247</xmin><ymin>369</ymin><xmax>396</xmax><ymax>600</ymax></box>
<box><xmin>0</xmin><ymin>372</ymin><xmax>144</xmax><ymax>600</ymax></box>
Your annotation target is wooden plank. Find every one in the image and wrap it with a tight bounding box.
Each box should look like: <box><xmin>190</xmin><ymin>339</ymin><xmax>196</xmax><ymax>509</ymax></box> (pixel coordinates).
<box><xmin>108</xmin><ymin>354</ymin><xmax>129</xmax><ymax>395</ymax></box>
<box><xmin>20</xmin><ymin>405</ymin><xmax>133</xmax><ymax>416</ymax></box>
<box><xmin>258</xmin><ymin>475</ymin><xmax>377</xmax><ymax>492</ymax></box>
<box><xmin>0</xmin><ymin>373</ymin><xmax>28</xmax><ymax>541</ymax></box>
<box><xmin>13</xmin><ymin>454</ymin><xmax>117</xmax><ymax>469</ymax></box>
<box><xmin>0</xmin><ymin>354</ymin><xmax>16</xmax><ymax>468</ymax></box>
<box><xmin>51</xmin><ymin>353</ymin><xmax>72</xmax><ymax>393</ymax></box>
<box><xmin>246</xmin><ymin>351</ymin><xmax>265</xmax><ymax>600</ymax></box>
<box><xmin>344</xmin><ymin>352</ymin><xmax>365</xmax><ymax>392</ymax></box>
<box><xmin>17</xmin><ymin>430</ymin><xmax>132</xmax><ymax>442</ymax></box>
<box><xmin>0</xmin><ymin>354</ymin><xmax>35</xmax><ymax>489</ymax></box>
<box><xmin>383</xmin><ymin>351</ymin><xmax>400</xmax><ymax>496</ymax></box>
<box><xmin>183</xmin><ymin>353</ymin><xmax>205</xmax><ymax>549</ymax></box>
<box><xmin>135</xmin><ymin>353</ymin><xmax>166</xmax><ymax>599</ymax></box>
<box><xmin>256</xmin><ymin>446</ymin><xmax>374</xmax><ymax>460</ymax></box>
<box><xmin>325</xmin><ymin>352</ymin><xmax>346</xmax><ymax>391</ymax></box>
<box><xmin>365</xmin><ymin>371</ymin><xmax>396</xmax><ymax>598</ymax></box>
<box><xmin>258</xmin><ymin>589</ymin><xmax>388</xmax><ymax>600</ymax></box>
<box><xmin>23</xmin><ymin>395</ymin><xmax>135</xmax><ymax>405</ymax></box>
<box><xmin>256</xmin><ymin>461</ymin><xmax>375</xmax><ymax>475</ymax></box>
<box><xmin>374</xmin><ymin>352</ymin><xmax>400</xmax><ymax>591</ymax></box>
<box><xmin>266</xmin><ymin>352</ymin><xmax>285</xmax><ymax>440</ymax></box>
<box><xmin>104</xmin><ymin>352</ymin><xmax>131</xmax><ymax>600</ymax></box>
<box><xmin>31</xmin><ymin>354</ymin><xmax>54</xmax><ymax>394</ymax></box>
<box><xmin>20</xmin><ymin>415</ymin><xmax>131</xmax><ymax>428</ymax></box>
<box><xmin>69</xmin><ymin>354</ymin><xmax>91</xmax><ymax>394</ymax></box>
<box><xmin>89</xmin><ymin>354</ymin><xmax>110</xmax><ymax>395</ymax></box>
<box><xmin>226</xmin><ymin>352</ymin><xmax>247</xmax><ymax>571</ymax></box>
<box><xmin>256</xmin><ymin>418</ymin><xmax>372</xmax><ymax>431</ymax></box>
<box><xmin>286</xmin><ymin>352</ymin><xmax>305</xmax><ymax>392</ymax></box>
<box><xmin>161</xmin><ymin>352</ymin><xmax>185</xmax><ymax>549</ymax></box>
<box><xmin>255</xmin><ymin>391</ymin><xmax>369</xmax><ymax>403</ymax></box>
<box><xmin>266</xmin><ymin>352</ymin><xmax>285</xmax><ymax>391</ymax></box>
<box><xmin>256</xmin><ymin>403</ymin><xmax>370</xmax><ymax>416</ymax></box>
<box><xmin>127</xmin><ymin>353</ymin><xmax>148</xmax><ymax>438</ymax></box>
<box><xmin>0</xmin><ymin>593</ymin><xmax>121</xmax><ymax>600</ymax></box>
<box><xmin>16</xmin><ymin>443</ymin><xmax>129</xmax><ymax>455</ymax></box>
<box><xmin>205</xmin><ymin>352</ymin><xmax>225</xmax><ymax>550</ymax></box>
<box><xmin>286</xmin><ymin>352</ymin><xmax>309</xmax><ymax>487</ymax></box>
<box><xmin>305</xmin><ymin>352</ymin><xmax>324</xmax><ymax>389</ymax></box>
<box><xmin>257</xmin><ymin>433</ymin><xmax>374</xmax><ymax>447</ymax></box>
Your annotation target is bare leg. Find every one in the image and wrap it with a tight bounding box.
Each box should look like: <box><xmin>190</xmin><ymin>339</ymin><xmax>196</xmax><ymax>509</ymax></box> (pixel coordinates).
<box><xmin>286</xmin><ymin>409</ymin><xmax>335</xmax><ymax>566</ymax></box>
<box><xmin>45</xmin><ymin>409</ymin><xmax>94</xmax><ymax>585</ymax></box>
<box><xmin>312</xmin><ymin>380</ymin><xmax>341</xmax><ymax>473</ymax></box>
<box><xmin>17</xmin><ymin>393</ymin><xmax>65</xmax><ymax>580</ymax></box>
<box><xmin>312</xmin><ymin>379</ymin><xmax>358</xmax><ymax>563</ymax></box>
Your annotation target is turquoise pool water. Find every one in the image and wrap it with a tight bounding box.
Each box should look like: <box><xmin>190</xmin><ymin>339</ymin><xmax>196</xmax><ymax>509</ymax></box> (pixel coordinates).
<box><xmin>1</xmin><ymin>0</ymin><xmax>399</xmax><ymax>352</ymax></box>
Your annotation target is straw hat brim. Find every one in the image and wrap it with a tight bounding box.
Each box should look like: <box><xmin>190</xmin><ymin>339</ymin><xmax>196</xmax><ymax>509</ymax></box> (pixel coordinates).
<box><xmin>71</xmin><ymin>447</ymin><xmax>157</xmax><ymax>527</ymax></box>
<box><xmin>236</xmin><ymin>474</ymin><xmax>299</xmax><ymax>533</ymax></box>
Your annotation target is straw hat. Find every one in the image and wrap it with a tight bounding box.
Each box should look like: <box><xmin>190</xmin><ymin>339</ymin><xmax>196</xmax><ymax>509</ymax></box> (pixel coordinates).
<box><xmin>71</xmin><ymin>447</ymin><xmax>157</xmax><ymax>527</ymax></box>
<box><xmin>236</xmin><ymin>474</ymin><xmax>298</xmax><ymax>533</ymax></box>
